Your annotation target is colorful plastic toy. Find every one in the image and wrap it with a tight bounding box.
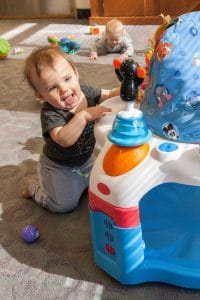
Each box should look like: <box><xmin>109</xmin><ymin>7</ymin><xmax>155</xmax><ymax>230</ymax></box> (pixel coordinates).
<box><xmin>11</xmin><ymin>47</ymin><xmax>24</xmax><ymax>55</ymax></box>
<box><xmin>21</xmin><ymin>224</ymin><xmax>39</xmax><ymax>243</ymax></box>
<box><xmin>88</xmin><ymin>11</ymin><xmax>200</xmax><ymax>289</ymax></box>
<box><xmin>141</xmin><ymin>11</ymin><xmax>200</xmax><ymax>143</ymax></box>
<box><xmin>47</xmin><ymin>35</ymin><xmax>80</xmax><ymax>54</ymax></box>
<box><xmin>47</xmin><ymin>35</ymin><xmax>58</xmax><ymax>46</ymax></box>
<box><xmin>90</xmin><ymin>23</ymin><xmax>101</xmax><ymax>35</ymax></box>
<box><xmin>59</xmin><ymin>37</ymin><xmax>80</xmax><ymax>54</ymax></box>
<box><xmin>0</xmin><ymin>38</ymin><xmax>10</xmax><ymax>60</ymax></box>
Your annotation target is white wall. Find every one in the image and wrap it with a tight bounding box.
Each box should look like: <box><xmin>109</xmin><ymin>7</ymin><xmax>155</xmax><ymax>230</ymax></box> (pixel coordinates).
<box><xmin>0</xmin><ymin>0</ymin><xmax>91</xmax><ymax>17</ymax></box>
<box><xmin>0</xmin><ymin>0</ymin><xmax>74</xmax><ymax>16</ymax></box>
<box><xmin>76</xmin><ymin>0</ymin><xmax>90</xmax><ymax>9</ymax></box>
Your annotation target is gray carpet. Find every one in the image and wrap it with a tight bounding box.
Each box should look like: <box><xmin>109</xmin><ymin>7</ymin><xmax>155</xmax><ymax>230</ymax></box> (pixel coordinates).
<box><xmin>0</xmin><ymin>18</ymin><xmax>200</xmax><ymax>300</ymax></box>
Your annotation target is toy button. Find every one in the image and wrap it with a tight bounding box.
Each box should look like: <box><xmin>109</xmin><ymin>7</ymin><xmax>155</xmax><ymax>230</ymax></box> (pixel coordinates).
<box><xmin>156</xmin><ymin>142</ymin><xmax>181</xmax><ymax>162</ymax></box>
<box><xmin>158</xmin><ymin>142</ymin><xmax>179</xmax><ymax>152</ymax></box>
<box><xmin>97</xmin><ymin>183</ymin><xmax>110</xmax><ymax>195</ymax></box>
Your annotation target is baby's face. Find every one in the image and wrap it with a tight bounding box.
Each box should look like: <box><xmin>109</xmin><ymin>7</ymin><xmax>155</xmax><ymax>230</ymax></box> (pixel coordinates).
<box><xmin>32</xmin><ymin>57</ymin><xmax>82</xmax><ymax>111</ymax></box>
<box><xmin>106</xmin><ymin>30</ymin><xmax>123</xmax><ymax>48</ymax></box>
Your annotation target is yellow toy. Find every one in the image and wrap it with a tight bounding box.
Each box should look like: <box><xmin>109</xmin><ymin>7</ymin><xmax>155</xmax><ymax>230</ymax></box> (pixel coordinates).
<box><xmin>90</xmin><ymin>24</ymin><xmax>101</xmax><ymax>35</ymax></box>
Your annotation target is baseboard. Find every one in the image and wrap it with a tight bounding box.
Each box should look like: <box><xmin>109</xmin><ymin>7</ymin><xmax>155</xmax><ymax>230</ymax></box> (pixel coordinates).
<box><xmin>89</xmin><ymin>16</ymin><xmax>167</xmax><ymax>25</ymax></box>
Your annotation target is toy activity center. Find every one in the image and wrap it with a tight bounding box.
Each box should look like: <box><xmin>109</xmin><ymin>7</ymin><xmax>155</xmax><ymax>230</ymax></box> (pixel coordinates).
<box><xmin>88</xmin><ymin>11</ymin><xmax>200</xmax><ymax>288</ymax></box>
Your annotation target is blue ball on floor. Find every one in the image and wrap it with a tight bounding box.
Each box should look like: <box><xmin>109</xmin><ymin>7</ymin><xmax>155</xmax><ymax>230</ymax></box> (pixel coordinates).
<box><xmin>21</xmin><ymin>224</ymin><xmax>39</xmax><ymax>243</ymax></box>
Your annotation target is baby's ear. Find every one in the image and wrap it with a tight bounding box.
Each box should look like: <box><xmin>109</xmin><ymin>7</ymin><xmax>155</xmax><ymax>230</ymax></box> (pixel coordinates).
<box><xmin>34</xmin><ymin>91</ymin><xmax>44</xmax><ymax>102</ymax></box>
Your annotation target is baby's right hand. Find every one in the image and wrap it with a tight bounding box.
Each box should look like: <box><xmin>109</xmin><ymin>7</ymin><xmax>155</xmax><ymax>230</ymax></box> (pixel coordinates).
<box><xmin>83</xmin><ymin>105</ymin><xmax>111</xmax><ymax>121</ymax></box>
<box><xmin>118</xmin><ymin>53</ymin><xmax>129</xmax><ymax>61</ymax></box>
<box><xmin>89</xmin><ymin>53</ymin><xmax>98</xmax><ymax>61</ymax></box>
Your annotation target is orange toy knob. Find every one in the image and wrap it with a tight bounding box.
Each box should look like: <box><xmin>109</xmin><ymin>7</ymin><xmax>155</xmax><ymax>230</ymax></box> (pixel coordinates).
<box><xmin>136</xmin><ymin>67</ymin><xmax>146</xmax><ymax>78</ymax></box>
<box><xmin>113</xmin><ymin>58</ymin><xmax>122</xmax><ymax>69</ymax></box>
<box><xmin>103</xmin><ymin>143</ymin><xmax>150</xmax><ymax>176</ymax></box>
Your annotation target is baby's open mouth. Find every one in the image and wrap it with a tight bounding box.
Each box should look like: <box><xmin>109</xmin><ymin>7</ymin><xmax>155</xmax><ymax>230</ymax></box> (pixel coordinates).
<box><xmin>62</xmin><ymin>94</ymin><xmax>74</xmax><ymax>105</ymax></box>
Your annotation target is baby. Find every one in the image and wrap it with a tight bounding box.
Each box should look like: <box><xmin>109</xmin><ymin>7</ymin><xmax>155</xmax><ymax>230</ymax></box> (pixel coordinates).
<box><xmin>89</xmin><ymin>19</ymin><xmax>134</xmax><ymax>61</ymax></box>
<box><xmin>22</xmin><ymin>46</ymin><xmax>120</xmax><ymax>213</ymax></box>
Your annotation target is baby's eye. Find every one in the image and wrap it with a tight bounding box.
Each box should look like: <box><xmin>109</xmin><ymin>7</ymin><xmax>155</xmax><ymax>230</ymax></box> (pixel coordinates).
<box><xmin>48</xmin><ymin>86</ymin><xmax>56</xmax><ymax>92</ymax></box>
<box><xmin>64</xmin><ymin>76</ymin><xmax>71</xmax><ymax>82</ymax></box>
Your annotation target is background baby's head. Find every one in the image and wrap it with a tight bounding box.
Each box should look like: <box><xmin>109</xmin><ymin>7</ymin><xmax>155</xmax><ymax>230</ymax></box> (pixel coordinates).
<box><xmin>105</xmin><ymin>19</ymin><xmax>124</xmax><ymax>48</ymax></box>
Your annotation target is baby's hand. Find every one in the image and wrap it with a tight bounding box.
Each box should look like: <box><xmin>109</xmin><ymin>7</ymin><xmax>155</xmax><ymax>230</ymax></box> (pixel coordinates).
<box><xmin>83</xmin><ymin>105</ymin><xmax>111</xmax><ymax>121</ymax></box>
<box><xmin>89</xmin><ymin>53</ymin><xmax>98</xmax><ymax>61</ymax></box>
<box><xmin>118</xmin><ymin>54</ymin><xmax>128</xmax><ymax>61</ymax></box>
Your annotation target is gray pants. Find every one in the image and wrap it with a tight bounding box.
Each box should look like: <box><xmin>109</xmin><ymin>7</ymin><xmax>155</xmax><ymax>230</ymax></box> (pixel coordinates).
<box><xmin>28</xmin><ymin>153</ymin><xmax>95</xmax><ymax>213</ymax></box>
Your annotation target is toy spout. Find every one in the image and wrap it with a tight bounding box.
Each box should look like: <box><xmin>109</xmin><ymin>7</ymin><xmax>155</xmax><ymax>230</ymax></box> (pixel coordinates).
<box><xmin>125</xmin><ymin>101</ymin><xmax>134</xmax><ymax>111</ymax></box>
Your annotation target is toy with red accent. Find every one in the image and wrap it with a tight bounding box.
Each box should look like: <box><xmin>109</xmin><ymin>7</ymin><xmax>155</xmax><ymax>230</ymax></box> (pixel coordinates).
<box><xmin>88</xmin><ymin>11</ymin><xmax>200</xmax><ymax>287</ymax></box>
<box><xmin>90</xmin><ymin>23</ymin><xmax>101</xmax><ymax>35</ymax></box>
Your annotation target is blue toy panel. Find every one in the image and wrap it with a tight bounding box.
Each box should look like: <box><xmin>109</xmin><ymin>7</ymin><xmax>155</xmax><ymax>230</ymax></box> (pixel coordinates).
<box><xmin>89</xmin><ymin>183</ymin><xmax>200</xmax><ymax>288</ymax></box>
<box><xmin>141</xmin><ymin>11</ymin><xmax>200</xmax><ymax>143</ymax></box>
<box><xmin>140</xmin><ymin>183</ymin><xmax>200</xmax><ymax>288</ymax></box>
<box><xmin>89</xmin><ymin>208</ymin><xmax>145</xmax><ymax>283</ymax></box>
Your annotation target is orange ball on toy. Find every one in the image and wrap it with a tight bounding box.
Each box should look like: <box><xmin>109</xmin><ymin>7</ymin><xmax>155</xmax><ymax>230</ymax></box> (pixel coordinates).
<box><xmin>103</xmin><ymin>143</ymin><xmax>149</xmax><ymax>176</ymax></box>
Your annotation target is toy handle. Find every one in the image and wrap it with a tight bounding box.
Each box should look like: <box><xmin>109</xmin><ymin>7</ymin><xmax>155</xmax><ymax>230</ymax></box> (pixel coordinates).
<box><xmin>113</xmin><ymin>58</ymin><xmax>123</xmax><ymax>82</ymax></box>
<box><xmin>136</xmin><ymin>67</ymin><xmax>146</xmax><ymax>79</ymax></box>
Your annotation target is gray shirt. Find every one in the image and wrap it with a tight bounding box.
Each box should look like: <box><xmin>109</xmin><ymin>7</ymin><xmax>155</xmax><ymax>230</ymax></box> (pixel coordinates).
<box><xmin>40</xmin><ymin>84</ymin><xmax>101</xmax><ymax>167</ymax></box>
<box><xmin>90</xmin><ymin>30</ymin><xmax>134</xmax><ymax>56</ymax></box>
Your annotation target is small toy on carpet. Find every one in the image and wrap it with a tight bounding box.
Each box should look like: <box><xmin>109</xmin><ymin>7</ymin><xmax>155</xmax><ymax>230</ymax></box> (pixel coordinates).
<box><xmin>47</xmin><ymin>35</ymin><xmax>80</xmax><ymax>54</ymax></box>
<box><xmin>90</xmin><ymin>23</ymin><xmax>101</xmax><ymax>35</ymax></box>
<box><xmin>11</xmin><ymin>47</ymin><xmax>24</xmax><ymax>54</ymax></box>
<box><xmin>0</xmin><ymin>38</ymin><xmax>11</xmax><ymax>59</ymax></box>
<box><xmin>21</xmin><ymin>224</ymin><xmax>39</xmax><ymax>243</ymax></box>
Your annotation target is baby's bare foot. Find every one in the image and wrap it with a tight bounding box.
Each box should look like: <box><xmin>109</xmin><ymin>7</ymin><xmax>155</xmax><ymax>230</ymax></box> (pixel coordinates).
<box><xmin>21</xmin><ymin>181</ymin><xmax>35</xmax><ymax>199</ymax></box>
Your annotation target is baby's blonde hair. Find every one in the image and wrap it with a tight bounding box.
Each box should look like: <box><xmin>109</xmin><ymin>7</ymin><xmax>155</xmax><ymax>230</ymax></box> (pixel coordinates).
<box><xmin>24</xmin><ymin>45</ymin><xmax>76</xmax><ymax>91</ymax></box>
<box><xmin>106</xmin><ymin>19</ymin><xmax>124</xmax><ymax>36</ymax></box>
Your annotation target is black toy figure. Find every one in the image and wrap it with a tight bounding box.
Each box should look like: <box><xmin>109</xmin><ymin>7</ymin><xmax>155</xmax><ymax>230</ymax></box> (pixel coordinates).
<box><xmin>113</xmin><ymin>58</ymin><xmax>144</xmax><ymax>103</ymax></box>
